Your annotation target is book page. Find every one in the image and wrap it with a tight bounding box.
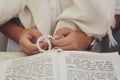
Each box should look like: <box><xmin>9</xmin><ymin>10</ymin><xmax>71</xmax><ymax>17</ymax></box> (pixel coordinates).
<box><xmin>0</xmin><ymin>52</ymin><xmax>58</xmax><ymax>80</ymax></box>
<box><xmin>0</xmin><ymin>52</ymin><xmax>26</xmax><ymax>62</ymax></box>
<box><xmin>59</xmin><ymin>51</ymin><xmax>120</xmax><ymax>80</ymax></box>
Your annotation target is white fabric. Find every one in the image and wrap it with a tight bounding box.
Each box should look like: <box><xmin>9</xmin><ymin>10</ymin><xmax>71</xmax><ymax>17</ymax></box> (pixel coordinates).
<box><xmin>19</xmin><ymin>0</ymin><xmax>61</xmax><ymax>35</ymax></box>
<box><xmin>49</xmin><ymin>0</ymin><xmax>61</xmax><ymax>34</ymax></box>
<box><xmin>116</xmin><ymin>0</ymin><xmax>120</xmax><ymax>15</ymax></box>
<box><xmin>19</xmin><ymin>0</ymin><xmax>116</xmax><ymax>37</ymax></box>
<box><xmin>7</xmin><ymin>0</ymin><xmax>117</xmax><ymax>51</ymax></box>
<box><xmin>36</xmin><ymin>35</ymin><xmax>54</xmax><ymax>52</ymax></box>
<box><xmin>7</xmin><ymin>0</ymin><xmax>61</xmax><ymax>51</ymax></box>
<box><xmin>36</xmin><ymin>35</ymin><xmax>63</xmax><ymax>52</ymax></box>
<box><xmin>0</xmin><ymin>0</ymin><xmax>27</xmax><ymax>52</ymax></box>
<box><xmin>56</xmin><ymin>0</ymin><xmax>117</xmax><ymax>47</ymax></box>
<box><xmin>0</xmin><ymin>0</ymin><xmax>27</xmax><ymax>25</ymax></box>
<box><xmin>7</xmin><ymin>39</ymin><xmax>21</xmax><ymax>52</ymax></box>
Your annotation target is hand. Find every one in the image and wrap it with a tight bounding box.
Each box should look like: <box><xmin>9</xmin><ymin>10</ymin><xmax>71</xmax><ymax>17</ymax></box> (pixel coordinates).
<box><xmin>0</xmin><ymin>21</ymin><xmax>48</xmax><ymax>54</ymax></box>
<box><xmin>52</xmin><ymin>28</ymin><xmax>93</xmax><ymax>50</ymax></box>
<box><xmin>19</xmin><ymin>28</ymin><xmax>42</xmax><ymax>55</ymax></box>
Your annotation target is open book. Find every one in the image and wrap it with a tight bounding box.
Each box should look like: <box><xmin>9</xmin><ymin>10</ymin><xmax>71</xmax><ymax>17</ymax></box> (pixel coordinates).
<box><xmin>0</xmin><ymin>51</ymin><xmax>120</xmax><ymax>80</ymax></box>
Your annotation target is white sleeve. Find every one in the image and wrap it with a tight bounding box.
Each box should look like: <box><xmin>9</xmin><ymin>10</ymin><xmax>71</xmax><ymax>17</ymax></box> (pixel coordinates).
<box><xmin>0</xmin><ymin>0</ymin><xmax>27</xmax><ymax>25</ymax></box>
<box><xmin>115</xmin><ymin>0</ymin><xmax>120</xmax><ymax>15</ymax></box>
<box><xmin>56</xmin><ymin>0</ymin><xmax>116</xmax><ymax>47</ymax></box>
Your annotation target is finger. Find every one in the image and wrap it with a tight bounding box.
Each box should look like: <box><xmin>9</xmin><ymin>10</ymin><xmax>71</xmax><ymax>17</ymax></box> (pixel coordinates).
<box><xmin>40</xmin><ymin>42</ymin><xmax>48</xmax><ymax>50</ymax></box>
<box><xmin>54</xmin><ymin>28</ymin><xmax>73</xmax><ymax>37</ymax></box>
<box><xmin>20</xmin><ymin>46</ymin><xmax>39</xmax><ymax>55</ymax></box>
<box><xmin>30</xmin><ymin>28</ymin><xmax>42</xmax><ymax>39</ymax></box>
<box><xmin>20</xmin><ymin>38</ymin><xmax>38</xmax><ymax>52</ymax></box>
<box><xmin>51</xmin><ymin>38</ymin><xmax>71</xmax><ymax>47</ymax></box>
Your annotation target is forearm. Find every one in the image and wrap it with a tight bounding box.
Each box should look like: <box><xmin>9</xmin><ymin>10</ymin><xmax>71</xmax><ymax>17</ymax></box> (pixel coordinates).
<box><xmin>0</xmin><ymin>22</ymin><xmax>24</xmax><ymax>43</ymax></box>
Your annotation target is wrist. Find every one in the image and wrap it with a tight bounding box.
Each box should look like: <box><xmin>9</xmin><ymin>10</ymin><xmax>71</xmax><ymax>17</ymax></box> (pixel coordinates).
<box><xmin>87</xmin><ymin>38</ymin><xmax>99</xmax><ymax>51</ymax></box>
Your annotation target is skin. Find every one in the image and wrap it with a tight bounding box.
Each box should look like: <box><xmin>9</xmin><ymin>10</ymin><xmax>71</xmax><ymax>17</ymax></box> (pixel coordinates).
<box><xmin>52</xmin><ymin>27</ymin><xmax>93</xmax><ymax>51</ymax></box>
<box><xmin>51</xmin><ymin>15</ymin><xmax>120</xmax><ymax>51</ymax></box>
<box><xmin>0</xmin><ymin>21</ymin><xmax>93</xmax><ymax>54</ymax></box>
<box><xmin>0</xmin><ymin>22</ymin><xmax>42</xmax><ymax>55</ymax></box>
<box><xmin>19</xmin><ymin>28</ymin><xmax>42</xmax><ymax>55</ymax></box>
<box><xmin>0</xmin><ymin>15</ymin><xmax>119</xmax><ymax>55</ymax></box>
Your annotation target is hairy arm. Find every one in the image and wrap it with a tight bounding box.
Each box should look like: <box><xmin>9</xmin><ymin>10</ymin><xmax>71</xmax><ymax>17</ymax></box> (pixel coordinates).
<box><xmin>0</xmin><ymin>21</ymin><xmax>24</xmax><ymax>43</ymax></box>
<box><xmin>0</xmin><ymin>20</ymin><xmax>42</xmax><ymax>55</ymax></box>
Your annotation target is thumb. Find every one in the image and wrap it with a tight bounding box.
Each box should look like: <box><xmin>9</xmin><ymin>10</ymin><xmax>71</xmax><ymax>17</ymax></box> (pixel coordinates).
<box><xmin>30</xmin><ymin>28</ymin><xmax>42</xmax><ymax>39</ymax></box>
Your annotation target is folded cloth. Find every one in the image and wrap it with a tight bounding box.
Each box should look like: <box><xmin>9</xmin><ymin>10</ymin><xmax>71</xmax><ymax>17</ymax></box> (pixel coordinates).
<box><xmin>0</xmin><ymin>0</ymin><xmax>27</xmax><ymax>25</ymax></box>
<box><xmin>19</xmin><ymin>0</ymin><xmax>117</xmax><ymax>48</ymax></box>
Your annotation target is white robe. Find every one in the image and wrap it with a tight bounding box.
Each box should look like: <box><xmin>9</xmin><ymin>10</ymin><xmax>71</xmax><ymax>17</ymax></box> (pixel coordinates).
<box><xmin>0</xmin><ymin>0</ymin><xmax>27</xmax><ymax>52</ymax></box>
<box><xmin>116</xmin><ymin>0</ymin><xmax>120</xmax><ymax>15</ymax></box>
<box><xmin>7</xmin><ymin>0</ymin><xmax>116</xmax><ymax>51</ymax></box>
<box><xmin>0</xmin><ymin>0</ymin><xmax>27</xmax><ymax>25</ymax></box>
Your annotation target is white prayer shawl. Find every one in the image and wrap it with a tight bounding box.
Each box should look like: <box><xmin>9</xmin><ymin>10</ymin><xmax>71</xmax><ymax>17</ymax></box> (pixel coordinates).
<box><xmin>7</xmin><ymin>0</ymin><xmax>117</xmax><ymax>51</ymax></box>
<box><xmin>57</xmin><ymin>0</ymin><xmax>117</xmax><ymax>47</ymax></box>
<box><xmin>0</xmin><ymin>0</ymin><xmax>27</xmax><ymax>25</ymax></box>
<box><xmin>116</xmin><ymin>0</ymin><xmax>120</xmax><ymax>15</ymax></box>
<box><xmin>19</xmin><ymin>0</ymin><xmax>61</xmax><ymax>35</ymax></box>
<box><xmin>0</xmin><ymin>0</ymin><xmax>26</xmax><ymax>52</ymax></box>
<box><xmin>7</xmin><ymin>0</ymin><xmax>61</xmax><ymax>51</ymax></box>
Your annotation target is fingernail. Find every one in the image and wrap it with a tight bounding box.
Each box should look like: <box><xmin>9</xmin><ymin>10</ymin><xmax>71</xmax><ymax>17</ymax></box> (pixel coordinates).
<box><xmin>54</xmin><ymin>35</ymin><xmax>60</xmax><ymax>39</ymax></box>
<box><xmin>54</xmin><ymin>35</ymin><xmax>64</xmax><ymax>39</ymax></box>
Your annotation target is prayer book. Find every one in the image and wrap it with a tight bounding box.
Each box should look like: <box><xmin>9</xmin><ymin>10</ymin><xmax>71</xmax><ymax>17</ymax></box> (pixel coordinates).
<box><xmin>0</xmin><ymin>51</ymin><xmax>120</xmax><ymax>80</ymax></box>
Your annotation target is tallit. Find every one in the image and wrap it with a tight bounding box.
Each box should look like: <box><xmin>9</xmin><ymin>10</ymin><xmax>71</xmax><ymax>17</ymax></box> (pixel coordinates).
<box><xmin>19</xmin><ymin>0</ymin><xmax>117</xmax><ymax>48</ymax></box>
<box><xmin>0</xmin><ymin>0</ymin><xmax>27</xmax><ymax>25</ymax></box>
